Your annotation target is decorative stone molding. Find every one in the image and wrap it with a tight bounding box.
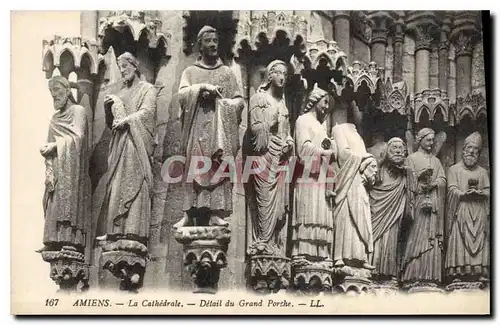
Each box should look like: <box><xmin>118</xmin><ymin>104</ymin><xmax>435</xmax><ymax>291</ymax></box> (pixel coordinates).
<box><xmin>42</xmin><ymin>35</ymin><xmax>99</xmax><ymax>76</ymax></box>
<box><xmin>232</xmin><ymin>11</ymin><xmax>308</xmax><ymax>58</ymax></box>
<box><xmin>402</xmin><ymin>281</ymin><xmax>444</xmax><ymax>293</ymax></box>
<box><xmin>40</xmin><ymin>246</ymin><xmax>89</xmax><ymax>292</ymax></box>
<box><xmin>378</xmin><ymin>79</ymin><xmax>410</xmax><ymax>115</ymax></box>
<box><xmin>454</xmin><ymin>92</ymin><xmax>487</xmax><ymax>124</ymax></box>
<box><xmin>292</xmin><ymin>257</ymin><xmax>333</xmax><ymax>295</ymax></box>
<box><xmin>307</xmin><ymin>40</ymin><xmax>348</xmax><ymax>72</ymax></box>
<box><xmin>98</xmin><ymin>11</ymin><xmax>171</xmax><ymax>56</ymax></box>
<box><xmin>99</xmin><ymin>238</ymin><xmax>149</xmax><ymax>293</ymax></box>
<box><xmin>174</xmin><ymin>226</ymin><xmax>231</xmax><ymax>294</ymax></box>
<box><xmin>412</xmin><ymin>88</ymin><xmax>450</xmax><ymax>123</ymax></box>
<box><xmin>445</xmin><ymin>281</ymin><xmax>488</xmax><ymax>292</ymax></box>
<box><xmin>345</xmin><ymin>61</ymin><xmax>384</xmax><ymax>94</ymax></box>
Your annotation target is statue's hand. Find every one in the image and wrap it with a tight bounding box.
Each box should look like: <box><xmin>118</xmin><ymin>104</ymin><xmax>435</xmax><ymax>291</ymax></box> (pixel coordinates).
<box><xmin>112</xmin><ymin>118</ymin><xmax>129</xmax><ymax>131</ymax></box>
<box><xmin>40</xmin><ymin>142</ymin><xmax>56</xmax><ymax>157</ymax></box>
<box><xmin>104</xmin><ymin>95</ymin><xmax>114</xmax><ymax>108</ymax></box>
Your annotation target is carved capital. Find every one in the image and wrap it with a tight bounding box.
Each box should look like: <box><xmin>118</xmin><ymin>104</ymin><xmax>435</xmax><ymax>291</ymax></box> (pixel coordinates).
<box><xmin>367</xmin><ymin>11</ymin><xmax>396</xmax><ymax>45</ymax></box>
<box><xmin>174</xmin><ymin>226</ymin><xmax>230</xmax><ymax>294</ymax></box>
<box><xmin>333</xmin><ymin>10</ymin><xmax>351</xmax><ymax>20</ymax></box>
<box><xmin>350</xmin><ymin>11</ymin><xmax>372</xmax><ymax>44</ymax></box>
<box><xmin>40</xmin><ymin>246</ymin><xmax>89</xmax><ymax>292</ymax></box>
<box><xmin>413</xmin><ymin>25</ymin><xmax>436</xmax><ymax>52</ymax></box>
<box><xmin>439</xmin><ymin>40</ymin><xmax>450</xmax><ymax>52</ymax></box>
<box><xmin>452</xmin><ymin>32</ymin><xmax>475</xmax><ymax>57</ymax></box>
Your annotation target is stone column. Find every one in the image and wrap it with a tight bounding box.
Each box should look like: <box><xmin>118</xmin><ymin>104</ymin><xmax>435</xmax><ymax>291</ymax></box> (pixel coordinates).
<box><xmin>447</xmin><ymin>44</ymin><xmax>456</xmax><ymax>104</ymax></box>
<box><xmin>402</xmin><ymin>36</ymin><xmax>415</xmax><ymax>95</ymax></box>
<box><xmin>429</xmin><ymin>45</ymin><xmax>439</xmax><ymax>89</ymax></box>
<box><xmin>80</xmin><ymin>11</ymin><xmax>98</xmax><ymax>41</ymax></box>
<box><xmin>392</xmin><ymin>14</ymin><xmax>405</xmax><ymax>83</ymax></box>
<box><xmin>385</xmin><ymin>36</ymin><xmax>394</xmax><ymax>81</ymax></box>
<box><xmin>412</xmin><ymin>25</ymin><xmax>435</xmax><ymax>93</ymax></box>
<box><xmin>367</xmin><ymin>12</ymin><xmax>394</xmax><ymax>68</ymax></box>
<box><xmin>453</xmin><ymin>33</ymin><xmax>474</xmax><ymax>98</ymax></box>
<box><xmin>438</xmin><ymin>14</ymin><xmax>452</xmax><ymax>92</ymax></box>
<box><xmin>333</xmin><ymin>11</ymin><xmax>351</xmax><ymax>61</ymax></box>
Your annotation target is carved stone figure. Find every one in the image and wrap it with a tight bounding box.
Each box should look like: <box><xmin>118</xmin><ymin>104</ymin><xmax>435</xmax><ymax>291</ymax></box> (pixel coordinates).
<box><xmin>172</xmin><ymin>25</ymin><xmax>243</xmax><ymax>294</ymax></box>
<box><xmin>173</xmin><ymin>25</ymin><xmax>244</xmax><ymax>229</ymax></box>
<box><xmin>37</xmin><ymin>76</ymin><xmax>91</xmax><ymax>292</ymax></box>
<box><xmin>445</xmin><ymin>132</ymin><xmax>490</xmax><ymax>291</ymax></box>
<box><xmin>246</xmin><ymin>60</ymin><xmax>294</xmax><ymax>293</ymax></box>
<box><xmin>401</xmin><ymin>128</ymin><xmax>446</xmax><ymax>292</ymax></box>
<box><xmin>368</xmin><ymin>137</ymin><xmax>408</xmax><ymax>289</ymax></box>
<box><xmin>291</xmin><ymin>86</ymin><xmax>334</xmax><ymax>293</ymax></box>
<box><xmin>330</xmin><ymin>122</ymin><xmax>378</xmax><ymax>293</ymax></box>
<box><xmin>96</xmin><ymin>52</ymin><xmax>157</xmax><ymax>292</ymax></box>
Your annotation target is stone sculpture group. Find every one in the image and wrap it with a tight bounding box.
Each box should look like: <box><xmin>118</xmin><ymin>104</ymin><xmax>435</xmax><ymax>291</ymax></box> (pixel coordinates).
<box><xmin>38</xmin><ymin>25</ymin><xmax>490</xmax><ymax>295</ymax></box>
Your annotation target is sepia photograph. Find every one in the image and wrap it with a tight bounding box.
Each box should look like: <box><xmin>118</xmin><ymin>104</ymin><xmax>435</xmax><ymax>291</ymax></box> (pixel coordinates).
<box><xmin>9</xmin><ymin>6</ymin><xmax>493</xmax><ymax>316</ymax></box>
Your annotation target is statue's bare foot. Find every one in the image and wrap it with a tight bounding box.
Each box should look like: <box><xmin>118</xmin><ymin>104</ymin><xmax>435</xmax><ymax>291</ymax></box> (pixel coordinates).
<box><xmin>362</xmin><ymin>262</ymin><xmax>376</xmax><ymax>270</ymax></box>
<box><xmin>334</xmin><ymin>260</ymin><xmax>345</xmax><ymax>267</ymax></box>
<box><xmin>173</xmin><ymin>214</ymin><xmax>190</xmax><ymax>230</ymax></box>
<box><xmin>209</xmin><ymin>215</ymin><xmax>229</xmax><ymax>227</ymax></box>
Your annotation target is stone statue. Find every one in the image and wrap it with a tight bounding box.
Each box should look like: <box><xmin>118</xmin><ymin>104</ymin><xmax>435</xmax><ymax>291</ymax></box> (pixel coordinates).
<box><xmin>368</xmin><ymin>137</ymin><xmax>408</xmax><ymax>287</ymax></box>
<box><xmin>291</xmin><ymin>85</ymin><xmax>335</xmax><ymax>292</ymax></box>
<box><xmin>96</xmin><ymin>52</ymin><xmax>157</xmax><ymax>292</ymax></box>
<box><xmin>445</xmin><ymin>132</ymin><xmax>490</xmax><ymax>289</ymax></box>
<box><xmin>37</xmin><ymin>76</ymin><xmax>91</xmax><ymax>291</ymax></box>
<box><xmin>247</xmin><ymin>60</ymin><xmax>294</xmax><ymax>255</ymax></box>
<box><xmin>246</xmin><ymin>60</ymin><xmax>294</xmax><ymax>293</ymax></box>
<box><xmin>330</xmin><ymin>123</ymin><xmax>378</xmax><ymax>270</ymax></box>
<box><xmin>173</xmin><ymin>25</ymin><xmax>244</xmax><ymax>229</ymax></box>
<box><xmin>401</xmin><ymin>128</ymin><xmax>446</xmax><ymax>291</ymax></box>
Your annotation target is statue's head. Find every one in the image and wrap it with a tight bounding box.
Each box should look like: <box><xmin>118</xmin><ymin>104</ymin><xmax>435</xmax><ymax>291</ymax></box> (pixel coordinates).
<box><xmin>416</xmin><ymin>128</ymin><xmax>435</xmax><ymax>153</ymax></box>
<box><xmin>304</xmin><ymin>85</ymin><xmax>330</xmax><ymax>122</ymax></box>
<box><xmin>48</xmin><ymin>76</ymin><xmax>75</xmax><ymax>110</ymax></box>
<box><xmin>463</xmin><ymin>132</ymin><xmax>482</xmax><ymax>168</ymax></box>
<box><xmin>197</xmin><ymin>25</ymin><xmax>219</xmax><ymax>60</ymax></box>
<box><xmin>117</xmin><ymin>52</ymin><xmax>140</xmax><ymax>83</ymax></box>
<box><xmin>259</xmin><ymin>60</ymin><xmax>288</xmax><ymax>92</ymax></box>
<box><xmin>386</xmin><ymin>137</ymin><xmax>406</xmax><ymax>166</ymax></box>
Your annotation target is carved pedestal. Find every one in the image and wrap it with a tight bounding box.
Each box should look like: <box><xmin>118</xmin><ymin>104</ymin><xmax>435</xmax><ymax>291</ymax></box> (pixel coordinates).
<box><xmin>445</xmin><ymin>280</ymin><xmax>489</xmax><ymax>292</ymax></box>
<box><xmin>174</xmin><ymin>226</ymin><xmax>231</xmax><ymax>294</ymax></box>
<box><xmin>332</xmin><ymin>266</ymin><xmax>373</xmax><ymax>295</ymax></box>
<box><xmin>402</xmin><ymin>281</ymin><xmax>444</xmax><ymax>293</ymax></box>
<box><xmin>292</xmin><ymin>258</ymin><xmax>333</xmax><ymax>295</ymax></box>
<box><xmin>40</xmin><ymin>246</ymin><xmax>89</xmax><ymax>293</ymax></box>
<box><xmin>100</xmin><ymin>239</ymin><xmax>148</xmax><ymax>293</ymax></box>
<box><xmin>370</xmin><ymin>278</ymin><xmax>400</xmax><ymax>295</ymax></box>
<box><xmin>247</xmin><ymin>243</ymin><xmax>291</xmax><ymax>294</ymax></box>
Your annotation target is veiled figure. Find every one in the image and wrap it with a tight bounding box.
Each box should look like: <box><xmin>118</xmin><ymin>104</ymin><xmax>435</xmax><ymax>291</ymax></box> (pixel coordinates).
<box><xmin>330</xmin><ymin>123</ymin><xmax>378</xmax><ymax>270</ymax></box>
<box><xmin>247</xmin><ymin>60</ymin><xmax>294</xmax><ymax>255</ymax></box>
<box><xmin>369</xmin><ymin>138</ymin><xmax>407</xmax><ymax>280</ymax></box>
<box><xmin>291</xmin><ymin>86</ymin><xmax>334</xmax><ymax>261</ymax></box>
<box><xmin>445</xmin><ymin>132</ymin><xmax>490</xmax><ymax>282</ymax></box>
<box><xmin>401</xmin><ymin>128</ymin><xmax>446</xmax><ymax>286</ymax></box>
<box><xmin>39</xmin><ymin>76</ymin><xmax>91</xmax><ymax>253</ymax></box>
<box><xmin>173</xmin><ymin>25</ymin><xmax>243</xmax><ymax>228</ymax></box>
<box><xmin>97</xmin><ymin>52</ymin><xmax>156</xmax><ymax>243</ymax></box>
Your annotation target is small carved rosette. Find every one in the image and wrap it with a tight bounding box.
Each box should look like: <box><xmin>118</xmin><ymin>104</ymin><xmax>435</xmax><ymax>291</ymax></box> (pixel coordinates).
<box><xmin>292</xmin><ymin>257</ymin><xmax>333</xmax><ymax>295</ymax></box>
<box><xmin>174</xmin><ymin>226</ymin><xmax>231</xmax><ymax>294</ymax></box>
<box><xmin>247</xmin><ymin>242</ymin><xmax>291</xmax><ymax>294</ymax></box>
<box><xmin>332</xmin><ymin>265</ymin><xmax>373</xmax><ymax>295</ymax></box>
<box><xmin>99</xmin><ymin>239</ymin><xmax>148</xmax><ymax>293</ymax></box>
<box><xmin>40</xmin><ymin>246</ymin><xmax>89</xmax><ymax>293</ymax></box>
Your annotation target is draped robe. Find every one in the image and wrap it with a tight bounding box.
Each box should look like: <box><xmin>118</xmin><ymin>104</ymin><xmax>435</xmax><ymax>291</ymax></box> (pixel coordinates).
<box><xmin>401</xmin><ymin>151</ymin><xmax>446</xmax><ymax>283</ymax></box>
<box><xmin>98</xmin><ymin>81</ymin><xmax>156</xmax><ymax>242</ymax></box>
<box><xmin>369</xmin><ymin>163</ymin><xmax>407</xmax><ymax>277</ymax></box>
<box><xmin>331</xmin><ymin>124</ymin><xmax>374</xmax><ymax>265</ymax></box>
<box><xmin>292</xmin><ymin>113</ymin><xmax>334</xmax><ymax>260</ymax></box>
<box><xmin>445</xmin><ymin>162</ymin><xmax>490</xmax><ymax>278</ymax></box>
<box><xmin>43</xmin><ymin>104</ymin><xmax>91</xmax><ymax>251</ymax></box>
<box><xmin>178</xmin><ymin>59</ymin><xmax>242</xmax><ymax>216</ymax></box>
<box><xmin>247</xmin><ymin>91</ymin><xmax>292</xmax><ymax>254</ymax></box>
